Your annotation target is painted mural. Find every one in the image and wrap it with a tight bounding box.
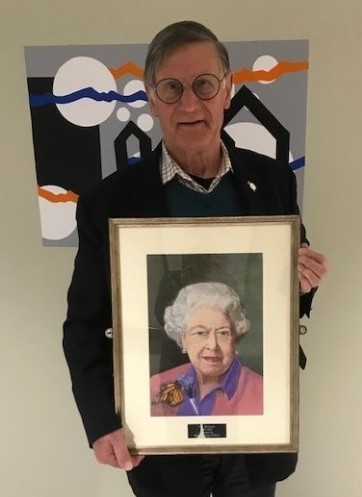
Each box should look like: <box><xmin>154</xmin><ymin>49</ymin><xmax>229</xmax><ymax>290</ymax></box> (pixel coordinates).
<box><xmin>24</xmin><ymin>41</ymin><xmax>308</xmax><ymax>246</ymax></box>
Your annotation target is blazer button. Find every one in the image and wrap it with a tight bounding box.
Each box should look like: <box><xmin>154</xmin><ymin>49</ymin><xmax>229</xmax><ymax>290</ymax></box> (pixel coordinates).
<box><xmin>105</xmin><ymin>328</ymin><xmax>113</xmax><ymax>339</ymax></box>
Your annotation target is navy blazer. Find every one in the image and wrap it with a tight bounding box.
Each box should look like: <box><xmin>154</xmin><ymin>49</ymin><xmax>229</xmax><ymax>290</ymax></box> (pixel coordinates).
<box><xmin>63</xmin><ymin>140</ymin><xmax>314</xmax><ymax>485</ymax></box>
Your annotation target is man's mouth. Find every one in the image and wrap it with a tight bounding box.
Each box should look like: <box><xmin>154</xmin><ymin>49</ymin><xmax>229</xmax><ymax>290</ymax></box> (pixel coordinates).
<box><xmin>179</xmin><ymin>120</ymin><xmax>204</xmax><ymax>126</ymax></box>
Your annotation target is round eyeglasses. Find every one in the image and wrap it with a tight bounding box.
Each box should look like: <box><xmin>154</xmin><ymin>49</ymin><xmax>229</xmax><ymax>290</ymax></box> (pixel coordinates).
<box><xmin>154</xmin><ymin>73</ymin><xmax>226</xmax><ymax>104</ymax></box>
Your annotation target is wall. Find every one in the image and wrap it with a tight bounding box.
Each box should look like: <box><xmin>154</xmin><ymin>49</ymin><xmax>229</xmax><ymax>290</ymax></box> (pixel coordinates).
<box><xmin>1</xmin><ymin>1</ymin><xmax>361</xmax><ymax>496</ymax></box>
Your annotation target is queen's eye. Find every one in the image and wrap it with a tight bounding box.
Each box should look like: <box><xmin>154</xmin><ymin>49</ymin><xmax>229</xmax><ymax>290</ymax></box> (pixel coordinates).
<box><xmin>189</xmin><ymin>328</ymin><xmax>209</xmax><ymax>339</ymax></box>
<box><xmin>218</xmin><ymin>329</ymin><xmax>231</xmax><ymax>337</ymax></box>
<box><xmin>194</xmin><ymin>330</ymin><xmax>208</xmax><ymax>337</ymax></box>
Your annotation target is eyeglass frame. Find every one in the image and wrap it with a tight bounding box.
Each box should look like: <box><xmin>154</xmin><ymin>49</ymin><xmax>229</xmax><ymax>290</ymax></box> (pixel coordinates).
<box><xmin>152</xmin><ymin>72</ymin><xmax>228</xmax><ymax>104</ymax></box>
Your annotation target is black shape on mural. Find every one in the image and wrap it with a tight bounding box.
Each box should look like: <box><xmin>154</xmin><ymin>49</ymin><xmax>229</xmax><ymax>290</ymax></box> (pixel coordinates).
<box><xmin>27</xmin><ymin>78</ymin><xmax>103</xmax><ymax>194</ymax></box>
<box><xmin>223</xmin><ymin>85</ymin><xmax>290</xmax><ymax>165</ymax></box>
<box><xmin>114</xmin><ymin>121</ymin><xmax>152</xmax><ymax>170</ymax></box>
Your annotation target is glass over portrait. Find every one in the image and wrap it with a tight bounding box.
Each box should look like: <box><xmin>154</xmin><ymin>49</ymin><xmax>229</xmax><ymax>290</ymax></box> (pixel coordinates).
<box><xmin>109</xmin><ymin>216</ymin><xmax>300</xmax><ymax>455</ymax></box>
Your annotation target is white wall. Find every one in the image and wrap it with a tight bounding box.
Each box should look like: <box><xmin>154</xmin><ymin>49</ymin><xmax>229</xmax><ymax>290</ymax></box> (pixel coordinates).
<box><xmin>1</xmin><ymin>1</ymin><xmax>361</xmax><ymax>496</ymax></box>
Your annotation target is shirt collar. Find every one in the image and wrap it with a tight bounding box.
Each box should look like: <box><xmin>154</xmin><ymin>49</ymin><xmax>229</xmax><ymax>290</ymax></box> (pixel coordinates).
<box><xmin>160</xmin><ymin>140</ymin><xmax>233</xmax><ymax>193</ymax></box>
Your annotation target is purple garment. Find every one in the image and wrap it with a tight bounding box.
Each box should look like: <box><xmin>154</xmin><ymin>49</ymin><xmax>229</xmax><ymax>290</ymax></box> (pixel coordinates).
<box><xmin>176</xmin><ymin>357</ymin><xmax>241</xmax><ymax>416</ymax></box>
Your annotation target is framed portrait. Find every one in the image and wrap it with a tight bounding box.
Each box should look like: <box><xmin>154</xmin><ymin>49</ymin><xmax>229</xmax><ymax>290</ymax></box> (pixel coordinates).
<box><xmin>109</xmin><ymin>216</ymin><xmax>300</xmax><ymax>454</ymax></box>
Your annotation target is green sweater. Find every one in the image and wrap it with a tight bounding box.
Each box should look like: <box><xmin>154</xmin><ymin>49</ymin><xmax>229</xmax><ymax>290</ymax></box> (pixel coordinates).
<box><xmin>164</xmin><ymin>172</ymin><xmax>244</xmax><ymax>217</ymax></box>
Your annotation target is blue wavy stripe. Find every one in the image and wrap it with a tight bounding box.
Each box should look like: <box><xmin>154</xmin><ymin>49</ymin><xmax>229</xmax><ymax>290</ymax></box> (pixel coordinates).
<box><xmin>29</xmin><ymin>87</ymin><xmax>148</xmax><ymax>107</ymax></box>
<box><xmin>290</xmin><ymin>157</ymin><xmax>305</xmax><ymax>171</ymax></box>
<box><xmin>127</xmin><ymin>157</ymin><xmax>142</xmax><ymax>165</ymax></box>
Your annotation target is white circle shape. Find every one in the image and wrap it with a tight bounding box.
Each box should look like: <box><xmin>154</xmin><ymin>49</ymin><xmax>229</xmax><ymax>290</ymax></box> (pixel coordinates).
<box><xmin>252</xmin><ymin>55</ymin><xmax>278</xmax><ymax>84</ymax></box>
<box><xmin>38</xmin><ymin>185</ymin><xmax>77</xmax><ymax>240</ymax></box>
<box><xmin>117</xmin><ymin>107</ymin><xmax>131</xmax><ymax>122</ymax></box>
<box><xmin>137</xmin><ymin>113</ymin><xmax>154</xmax><ymax>132</ymax></box>
<box><xmin>225</xmin><ymin>122</ymin><xmax>293</xmax><ymax>162</ymax></box>
<box><xmin>124</xmin><ymin>80</ymin><xmax>147</xmax><ymax>108</ymax></box>
<box><xmin>53</xmin><ymin>56</ymin><xmax>117</xmax><ymax>127</ymax></box>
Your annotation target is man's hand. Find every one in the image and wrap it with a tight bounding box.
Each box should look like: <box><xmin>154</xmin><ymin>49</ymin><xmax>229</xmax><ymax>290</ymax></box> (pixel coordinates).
<box><xmin>298</xmin><ymin>243</ymin><xmax>328</xmax><ymax>295</ymax></box>
<box><xmin>92</xmin><ymin>428</ymin><xmax>144</xmax><ymax>470</ymax></box>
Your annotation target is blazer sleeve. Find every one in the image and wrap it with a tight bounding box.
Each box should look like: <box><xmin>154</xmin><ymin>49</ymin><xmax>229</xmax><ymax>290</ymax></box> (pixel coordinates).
<box><xmin>287</xmin><ymin>167</ymin><xmax>319</xmax><ymax>320</ymax></box>
<box><xmin>286</xmin><ymin>163</ymin><xmax>318</xmax><ymax>368</ymax></box>
<box><xmin>63</xmin><ymin>194</ymin><xmax>121</xmax><ymax>447</ymax></box>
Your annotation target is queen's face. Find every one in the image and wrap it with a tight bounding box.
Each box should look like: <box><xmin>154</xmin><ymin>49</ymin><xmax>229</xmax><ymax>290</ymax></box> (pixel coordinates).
<box><xmin>181</xmin><ymin>306</ymin><xmax>236</xmax><ymax>383</ymax></box>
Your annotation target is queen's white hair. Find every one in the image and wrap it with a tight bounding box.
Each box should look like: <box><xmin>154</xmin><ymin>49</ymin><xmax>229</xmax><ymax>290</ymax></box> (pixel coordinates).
<box><xmin>163</xmin><ymin>281</ymin><xmax>250</xmax><ymax>347</ymax></box>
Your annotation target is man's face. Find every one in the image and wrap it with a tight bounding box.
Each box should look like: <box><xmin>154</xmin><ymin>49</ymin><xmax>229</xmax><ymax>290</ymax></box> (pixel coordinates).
<box><xmin>146</xmin><ymin>42</ymin><xmax>232</xmax><ymax>160</ymax></box>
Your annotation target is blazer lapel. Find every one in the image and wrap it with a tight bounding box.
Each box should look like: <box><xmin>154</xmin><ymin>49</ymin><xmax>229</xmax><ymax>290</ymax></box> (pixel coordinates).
<box><xmin>125</xmin><ymin>143</ymin><xmax>169</xmax><ymax>217</ymax></box>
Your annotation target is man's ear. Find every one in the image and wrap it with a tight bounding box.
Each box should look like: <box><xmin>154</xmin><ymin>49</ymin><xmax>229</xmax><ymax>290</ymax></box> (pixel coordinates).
<box><xmin>145</xmin><ymin>85</ymin><xmax>159</xmax><ymax>117</ymax></box>
<box><xmin>224</xmin><ymin>72</ymin><xmax>233</xmax><ymax>110</ymax></box>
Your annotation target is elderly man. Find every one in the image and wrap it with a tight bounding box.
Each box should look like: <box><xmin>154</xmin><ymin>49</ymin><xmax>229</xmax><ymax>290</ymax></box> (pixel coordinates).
<box><xmin>63</xmin><ymin>20</ymin><xmax>328</xmax><ymax>497</ymax></box>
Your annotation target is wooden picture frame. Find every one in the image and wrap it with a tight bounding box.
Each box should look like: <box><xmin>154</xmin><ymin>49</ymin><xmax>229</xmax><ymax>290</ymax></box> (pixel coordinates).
<box><xmin>109</xmin><ymin>216</ymin><xmax>300</xmax><ymax>454</ymax></box>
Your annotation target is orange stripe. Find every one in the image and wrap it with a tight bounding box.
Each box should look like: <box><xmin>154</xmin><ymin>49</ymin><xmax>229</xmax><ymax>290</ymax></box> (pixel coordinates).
<box><xmin>108</xmin><ymin>60</ymin><xmax>307</xmax><ymax>83</ymax></box>
<box><xmin>38</xmin><ymin>187</ymin><xmax>79</xmax><ymax>204</ymax></box>
<box><xmin>233</xmin><ymin>60</ymin><xmax>309</xmax><ymax>84</ymax></box>
<box><xmin>109</xmin><ymin>61</ymin><xmax>144</xmax><ymax>79</ymax></box>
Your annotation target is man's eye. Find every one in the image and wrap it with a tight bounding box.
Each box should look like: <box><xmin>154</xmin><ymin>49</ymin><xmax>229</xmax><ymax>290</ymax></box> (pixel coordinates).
<box><xmin>164</xmin><ymin>80</ymin><xmax>180</xmax><ymax>91</ymax></box>
<box><xmin>195</xmin><ymin>78</ymin><xmax>214</xmax><ymax>93</ymax></box>
<box><xmin>197</xmin><ymin>78</ymin><xmax>211</xmax><ymax>87</ymax></box>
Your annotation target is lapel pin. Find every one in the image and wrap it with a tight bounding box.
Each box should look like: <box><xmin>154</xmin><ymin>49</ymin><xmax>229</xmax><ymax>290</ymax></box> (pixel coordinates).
<box><xmin>247</xmin><ymin>181</ymin><xmax>257</xmax><ymax>192</ymax></box>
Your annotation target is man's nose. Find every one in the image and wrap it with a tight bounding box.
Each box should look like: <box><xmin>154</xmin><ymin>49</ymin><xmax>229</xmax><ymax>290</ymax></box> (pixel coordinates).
<box><xmin>179</xmin><ymin>85</ymin><xmax>201</xmax><ymax>110</ymax></box>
